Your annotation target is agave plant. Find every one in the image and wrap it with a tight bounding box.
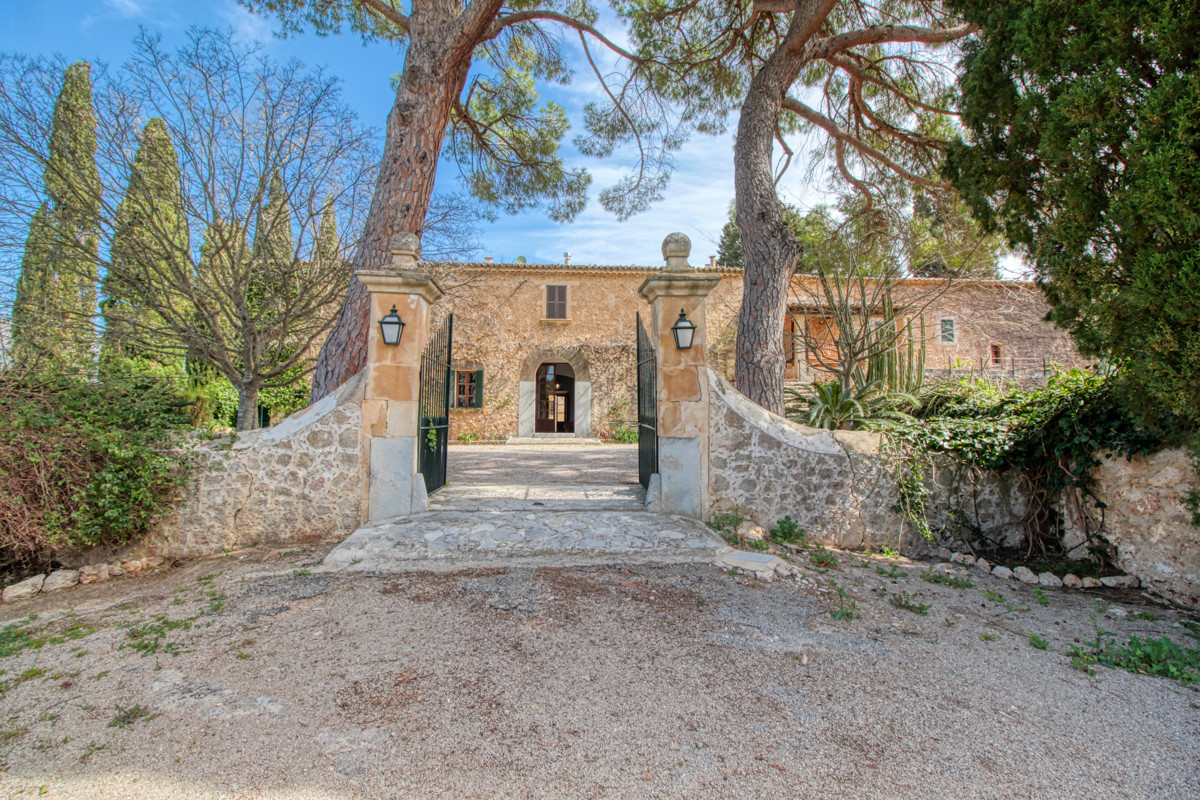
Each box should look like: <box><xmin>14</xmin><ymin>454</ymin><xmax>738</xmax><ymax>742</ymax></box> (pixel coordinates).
<box><xmin>799</xmin><ymin>378</ymin><xmax>917</xmax><ymax>431</ymax></box>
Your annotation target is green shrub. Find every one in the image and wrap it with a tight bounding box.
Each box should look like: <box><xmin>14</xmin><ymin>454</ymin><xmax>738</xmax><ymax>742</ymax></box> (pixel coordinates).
<box><xmin>809</xmin><ymin>544</ymin><xmax>838</xmax><ymax>569</ymax></box>
<box><xmin>709</xmin><ymin>507</ymin><xmax>744</xmax><ymax>538</ymax></box>
<box><xmin>769</xmin><ymin>516</ymin><xmax>805</xmax><ymax>544</ymax></box>
<box><xmin>612</xmin><ymin>426</ymin><xmax>638</xmax><ymax>443</ymax></box>
<box><xmin>885</xmin><ymin>369</ymin><xmax>1177</xmax><ymax>554</ymax></box>
<box><xmin>0</xmin><ymin>370</ymin><xmax>193</xmax><ymax>569</ymax></box>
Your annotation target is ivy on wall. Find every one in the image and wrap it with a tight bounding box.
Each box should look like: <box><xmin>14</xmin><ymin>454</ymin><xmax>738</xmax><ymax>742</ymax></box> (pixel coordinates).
<box><xmin>881</xmin><ymin>370</ymin><xmax>1172</xmax><ymax>558</ymax></box>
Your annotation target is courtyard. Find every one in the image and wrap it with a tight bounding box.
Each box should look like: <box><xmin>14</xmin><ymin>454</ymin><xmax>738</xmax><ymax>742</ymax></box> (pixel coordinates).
<box><xmin>0</xmin><ymin>543</ymin><xmax>1196</xmax><ymax>799</ymax></box>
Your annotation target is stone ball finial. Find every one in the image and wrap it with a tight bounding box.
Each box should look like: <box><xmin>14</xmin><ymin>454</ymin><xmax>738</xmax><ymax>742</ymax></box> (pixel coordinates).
<box><xmin>662</xmin><ymin>232</ymin><xmax>692</xmax><ymax>272</ymax></box>
<box><xmin>390</xmin><ymin>232</ymin><xmax>421</xmax><ymax>266</ymax></box>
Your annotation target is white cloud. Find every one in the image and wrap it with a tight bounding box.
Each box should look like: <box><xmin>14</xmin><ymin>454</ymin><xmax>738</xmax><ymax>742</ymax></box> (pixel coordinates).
<box><xmin>104</xmin><ymin>0</ymin><xmax>145</xmax><ymax>17</ymax></box>
<box><xmin>220</xmin><ymin>1</ymin><xmax>275</xmax><ymax>47</ymax></box>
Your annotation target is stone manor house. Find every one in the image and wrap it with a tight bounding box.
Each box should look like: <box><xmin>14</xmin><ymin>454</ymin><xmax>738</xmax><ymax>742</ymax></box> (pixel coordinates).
<box><xmin>420</xmin><ymin>255</ymin><xmax>1084</xmax><ymax>442</ymax></box>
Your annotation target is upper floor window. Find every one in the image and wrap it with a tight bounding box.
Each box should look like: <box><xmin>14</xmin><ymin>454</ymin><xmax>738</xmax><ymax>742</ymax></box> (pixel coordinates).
<box><xmin>546</xmin><ymin>285</ymin><xmax>568</xmax><ymax>319</ymax></box>
<box><xmin>941</xmin><ymin>318</ymin><xmax>955</xmax><ymax>342</ymax></box>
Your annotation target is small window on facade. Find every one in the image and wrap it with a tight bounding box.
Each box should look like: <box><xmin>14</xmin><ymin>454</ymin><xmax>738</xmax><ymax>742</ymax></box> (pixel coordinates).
<box><xmin>455</xmin><ymin>370</ymin><xmax>484</xmax><ymax>408</ymax></box>
<box><xmin>990</xmin><ymin>344</ymin><xmax>1003</xmax><ymax>365</ymax></box>
<box><xmin>940</xmin><ymin>318</ymin><xmax>955</xmax><ymax>342</ymax></box>
<box><xmin>546</xmin><ymin>285</ymin><xmax>568</xmax><ymax>319</ymax></box>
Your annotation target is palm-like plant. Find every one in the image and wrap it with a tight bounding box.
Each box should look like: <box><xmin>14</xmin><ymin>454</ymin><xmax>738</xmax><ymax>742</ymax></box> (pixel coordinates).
<box><xmin>798</xmin><ymin>376</ymin><xmax>918</xmax><ymax>431</ymax></box>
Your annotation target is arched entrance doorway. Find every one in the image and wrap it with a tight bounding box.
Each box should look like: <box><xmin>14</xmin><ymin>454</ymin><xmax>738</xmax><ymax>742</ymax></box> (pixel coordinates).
<box><xmin>535</xmin><ymin>362</ymin><xmax>575</xmax><ymax>433</ymax></box>
<box><xmin>517</xmin><ymin>348</ymin><xmax>592</xmax><ymax>438</ymax></box>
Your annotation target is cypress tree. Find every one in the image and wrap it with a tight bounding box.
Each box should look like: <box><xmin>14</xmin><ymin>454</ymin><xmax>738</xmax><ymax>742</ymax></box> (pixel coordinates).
<box><xmin>12</xmin><ymin>62</ymin><xmax>101</xmax><ymax>369</ymax></box>
<box><xmin>45</xmin><ymin>61</ymin><xmax>101</xmax><ymax>368</ymax></box>
<box><xmin>102</xmin><ymin>117</ymin><xmax>189</xmax><ymax>371</ymax></box>
<box><xmin>314</xmin><ymin>197</ymin><xmax>339</xmax><ymax>268</ymax></box>
<box><xmin>11</xmin><ymin>203</ymin><xmax>55</xmax><ymax>364</ymax></box>
<box><xmin>253</xmin><ymin>171</ymin><xmax>293</xmax><ymax>268</ymax></box>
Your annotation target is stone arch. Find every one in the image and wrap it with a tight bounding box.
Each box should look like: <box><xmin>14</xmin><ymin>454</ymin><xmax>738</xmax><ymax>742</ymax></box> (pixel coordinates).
<box><xmin>517</xmin><ymin>347</ymin><xmax>593</xmax><ymax>438</ymax></box>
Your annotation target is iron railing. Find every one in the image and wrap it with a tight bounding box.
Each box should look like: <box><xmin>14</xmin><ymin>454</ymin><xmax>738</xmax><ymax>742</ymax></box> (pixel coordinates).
<box><xmin>418</xmin><ymin>314</ymin><xmax>453</xmax><ymax>495</ymax></box>
<box><xmin>636</xmin><ymin>312</ymin><xmax>658</xmax><ymax>489</ymax></box>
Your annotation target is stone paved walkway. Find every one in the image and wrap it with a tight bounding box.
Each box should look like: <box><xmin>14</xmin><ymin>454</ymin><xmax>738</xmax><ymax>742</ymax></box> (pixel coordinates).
<box><xmin>321</xmin><ymin>443</ymin><xmax>721</xmax><ymax>572</ymax></box>
<box><xmin>447</xmin><ymin>443</ymin><xmax>638</xmax><ymax>486</ymax></box>
<box><xmin>428</xmin><ymin>484</ymin><xmax>645</xmax><ymax>512</ymax></box>
<box><xmin>321</xmin><ymin>510</ymin><xmax>727</xmax><ymax>572</ymax></box>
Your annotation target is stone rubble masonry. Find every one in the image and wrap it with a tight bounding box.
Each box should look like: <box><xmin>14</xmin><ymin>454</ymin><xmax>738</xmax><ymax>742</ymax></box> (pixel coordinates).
<box><xmin>138</xmin><ymin>371</ymin><xmax>367</xmax><ymax>559</ymax></box>
<box><xmin>1062</xmin><ymin>448</ymin><xmax>1199</xmax><ymax>608</ymax></box>
<box><xmin>705</xmin><ymin>368</ymin><xmax>1026</xmax><ymax>553</ymax></box>
<box><xmin>427</xmin><ymin>261</ymin><xmax>743</xmax><ymax>443</ymax></box>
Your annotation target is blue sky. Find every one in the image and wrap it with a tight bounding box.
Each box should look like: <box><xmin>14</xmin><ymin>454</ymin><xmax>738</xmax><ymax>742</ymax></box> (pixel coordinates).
<box><xmin>0</xmin><ymin>0</ymin><xmax>838</xmax><ymax>266</ymax></box>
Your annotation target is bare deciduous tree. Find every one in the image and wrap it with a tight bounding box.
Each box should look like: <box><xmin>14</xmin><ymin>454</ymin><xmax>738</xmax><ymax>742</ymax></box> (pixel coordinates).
<box><xmin>0</xmin><ymin>29</ymin><xmax>379</xmax><ymax>429</ymax></box>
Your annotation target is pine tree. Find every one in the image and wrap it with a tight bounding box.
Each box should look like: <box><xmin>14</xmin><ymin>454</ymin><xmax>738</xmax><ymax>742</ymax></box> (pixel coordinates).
<box><xmin>12</xmin><ymin>62</ymin><xmax>101</xmax><ymax>370</ymax></box>
<box><xmin>102</xmin><ymin>117</ymin><xmax>189</xmax><ymax>371</ymax></box>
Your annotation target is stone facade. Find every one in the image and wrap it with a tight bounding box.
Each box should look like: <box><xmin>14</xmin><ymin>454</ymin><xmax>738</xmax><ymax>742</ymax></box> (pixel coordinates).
<box><xmin>786</xmin><ymin>278</ymin><xmax>1086</xmax><ymax>384</ymax></box>
<box><xmin>1063</xmin><ymin>449</ymin><xmax>1199</xmax><ymax>608</ymax></box>
<box><xmin>132</xmin><ymin>373</ymin><xmax>367</xmax><ymax>559</ymax></box>
<box><xmin>427</xmin><ymin>261</ymin><xmax>743</xmax><ymax>442</ymax></box>
<box><xmin>430</xmin><ymin>264</ymin><xmax>1083</xmax><ymax>443</ymax></box>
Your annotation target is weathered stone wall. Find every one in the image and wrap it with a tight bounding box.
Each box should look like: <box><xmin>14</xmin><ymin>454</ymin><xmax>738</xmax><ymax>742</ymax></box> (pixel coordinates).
<box><xmin>128</xmin><ymin>373</ymin><xmax>367</xmax><ymax>559</ymax></box>
<box><xmin>428</xmin><ymin>262</ymin><xmax>742</xmax><ymax>441</ymax></box>
<box><xmin>706</xmin><ymin>369</ymin><xmax>1029</xmax><ymax>553</ymax></box>
<box><xmin>706</xmin><ymin>370</ymin><xmax>1199</xmax><ymax>605</ymax></box>
<box><xmin>1063</xmin><ymin>449</ymin><xmax>1199</xmax><ymax>608</ymax></box>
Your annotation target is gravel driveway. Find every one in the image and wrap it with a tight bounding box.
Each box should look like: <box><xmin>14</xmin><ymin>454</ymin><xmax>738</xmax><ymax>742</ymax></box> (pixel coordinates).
<box><xmin>0</xmin><ymin>545</ymin><xmax>1197</xmax><ymax>799</ymax></box>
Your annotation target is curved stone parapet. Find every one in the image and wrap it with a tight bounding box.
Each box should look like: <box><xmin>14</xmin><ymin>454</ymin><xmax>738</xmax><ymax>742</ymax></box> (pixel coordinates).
<box><xmin>705</xmin><ymin>368</ymin><xmax>1028</xmax><ymax>552</ymax></box>
<box><xmin>139</xmin><ymin>371</ymin><xmax>368</xmax><ymax>559</ymax></box>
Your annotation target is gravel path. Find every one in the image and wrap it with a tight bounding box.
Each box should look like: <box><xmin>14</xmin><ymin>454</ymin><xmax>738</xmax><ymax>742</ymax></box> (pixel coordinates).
<box><xmin>0</xmin><ymin>546</ymin><xmax>1197</xmax><ymax>799</ymax></box>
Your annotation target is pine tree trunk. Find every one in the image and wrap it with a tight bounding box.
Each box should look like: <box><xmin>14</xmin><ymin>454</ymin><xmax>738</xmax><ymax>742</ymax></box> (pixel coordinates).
<box><xmin>236</xmin><ymin>383</ymin><xmax>261</xmax><ymax>432</ymax></box>
<box><xmin>732</xmin><ymin>27</ymin><xmax>810</xmax><ymax>415</ymax></box>
<box><xmin>310</xmin><ymin>6</ymin><xmax>494</xmax><ymax>400</ymax></box>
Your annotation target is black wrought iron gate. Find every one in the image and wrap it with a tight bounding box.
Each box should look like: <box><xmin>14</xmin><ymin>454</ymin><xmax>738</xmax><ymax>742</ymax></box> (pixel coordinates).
<box><xmin>636</xmin><ymin>312</ymin><xmax>658</xmax><ymax>489</ymax></box>
<box><xmin>418</xmin><ymin>314</ymin><xmax>453</xmax><ymax>495</ymax></box>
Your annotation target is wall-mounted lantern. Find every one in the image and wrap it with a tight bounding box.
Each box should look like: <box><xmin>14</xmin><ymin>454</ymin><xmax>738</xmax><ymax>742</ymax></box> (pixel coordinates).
<box><xmin>671</xmin><ymin>308</ymin><xmax>696</xmax><ymax>350</ymax></box>
<box><xmin>379</xmin><ymin>305</ymin><xmax>406</xmax><ymax>346</ymax></box>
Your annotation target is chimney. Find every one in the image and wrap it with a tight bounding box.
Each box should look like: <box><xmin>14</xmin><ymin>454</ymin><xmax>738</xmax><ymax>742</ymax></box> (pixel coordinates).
<box><xmin>484</xmin><ymin>256</ymin><xmax>493</xmax><ymax>264</ymax></box>
<box><xmin>708</xmin><ymin>256</ymin><xmax>717</xmax><ymax>269</ymax></box>
<box><xmin>564</xmin><ymin>251</ymin><xmax>572</xmax><ymax>266</ymax></box>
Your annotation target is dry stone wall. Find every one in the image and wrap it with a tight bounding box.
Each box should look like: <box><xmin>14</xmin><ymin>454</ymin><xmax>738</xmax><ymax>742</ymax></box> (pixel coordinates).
<box><xmin>705</xmin><ymin>370</ymin><xmax>1198</xmax><ymax>606</ymax></box>
<box><xmin>706</xmin><ymin>369</ymin><xmax>1029</xmax><ymax>553</ymax></box>
<box><xmin>1063</xmin><ymin>449</ymin><xmax>1199</xmax><ymax>608</ymax></box>
<box><xmin>130</xmin><ymin>372</ymin><xmax>367</xmax><ymax>559</ymax></box>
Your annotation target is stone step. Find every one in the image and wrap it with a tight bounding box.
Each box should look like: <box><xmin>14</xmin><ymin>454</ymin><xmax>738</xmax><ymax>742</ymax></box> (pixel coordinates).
<box><xmin>320</xmin><ymin>509</ymin><xmax>728</xmax><ymax>572</ymax></box>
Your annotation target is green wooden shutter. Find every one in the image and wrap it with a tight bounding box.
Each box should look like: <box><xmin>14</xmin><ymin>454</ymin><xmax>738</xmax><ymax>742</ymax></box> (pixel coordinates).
<box><xmin>473</xmin><ymin>370</ymin><xmax>484</xmax><ymax>408</ymax></box>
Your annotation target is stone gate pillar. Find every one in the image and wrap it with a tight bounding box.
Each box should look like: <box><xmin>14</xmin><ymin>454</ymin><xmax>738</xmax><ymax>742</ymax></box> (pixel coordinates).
<box><xmin>638</xmin><ymin>233</ymin><xmax>721</xmax><ymax>518</ymax></box>
<box><xmin>356</xmin><ymin>234</ymin><xmax>444</xmax><ymax>523</ymax></box>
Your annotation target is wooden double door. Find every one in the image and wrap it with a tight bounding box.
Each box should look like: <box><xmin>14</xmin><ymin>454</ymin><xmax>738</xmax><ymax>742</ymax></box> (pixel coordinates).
<box><xmin>535</xmin><ymin>362</ymin><xmax>575</xmax><ymax>434</ymax></box>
